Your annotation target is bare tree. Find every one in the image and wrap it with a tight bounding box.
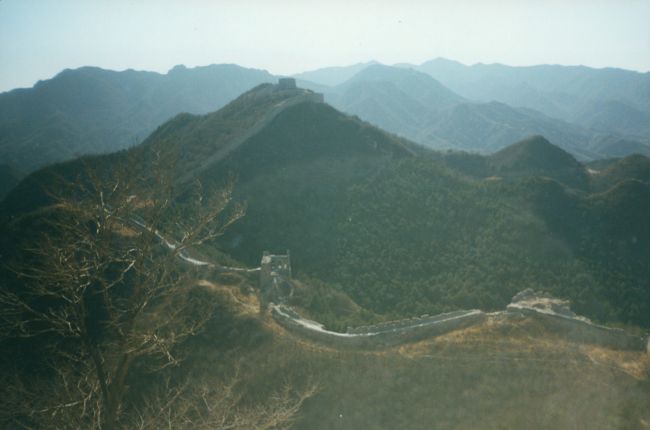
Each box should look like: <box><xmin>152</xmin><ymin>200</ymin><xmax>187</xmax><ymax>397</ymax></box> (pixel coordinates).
<box><xmin>133</xmin><ymin>367</ymin><xmax>318</xmax><ymax>430</ymax></box>
<box><xmin>0</xmin><ymin>152</ymin><xmax>315</xmax><ymax>429</ymax></box>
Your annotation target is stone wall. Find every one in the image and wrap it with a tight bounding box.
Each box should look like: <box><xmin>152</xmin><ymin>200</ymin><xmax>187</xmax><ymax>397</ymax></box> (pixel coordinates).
<box><xmin>278</xmin><ymin>77</ymin><xmax>297</xmax><ymax>90</ymax></box>
<box><xmin>272</xmin><ymin>304</ymin><xmax>648</xmax><ymax>352</ymax></box>
<box><xmin>508</xmin><ymin>308</ymin><xmax>648</xmax><ymax>352</ymax></box>
<box><xmin>507</xmin><ymin>289</ymin><xmax>648</xmax><ymax>352</ymax></box>
<box><xmin>347</xmin><ymin>310</ymin><xmax>473</xmax><ymax>334</ymax></box>
<box><xmin>272</xmin><ymin>305</ymin><xmax>486</xmax><ymax>349</ymax></box>
<box><xmin>259</xmin><ymin>251</ymin><xmax>292</xmax><ymax>310</ymax></box>
<box><xmin>177</xmin><ymin>89</ymin><xmax>325</xmax><ymax>184</ymax></box>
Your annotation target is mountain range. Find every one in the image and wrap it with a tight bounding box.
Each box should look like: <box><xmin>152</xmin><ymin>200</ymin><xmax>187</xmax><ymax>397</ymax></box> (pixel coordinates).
<box><xmin>298</xmin><ymin>57</ymin><xmax>650</xmax><ymax>142</ymax></box>
<box><xmin>300</xmin><ymin>63</ymin><xmax>650</xmax><ymax>160</ymax></box>
<box><xmin>3</xmin><ymin>81</ymin><xmax>649</xmax><ymax>329</ymax></box>
<box><xmin>410</xmin><ymin>57</ymin><xmax>650</xmax><ymax>132</ymax></box>
<box><xmin>0</xmin><ymin>64</ymin><xmax>275</xmax><ymax>174</ymax></box>
<box><xmin>2</xmin><ymin>58</ymin><xmax>649</xmax><ymax>197</ymax></box>
<box><xmin>2</xmin><ymin>77</ymin><xmax>649</xmax><ymax>429</ymax></box>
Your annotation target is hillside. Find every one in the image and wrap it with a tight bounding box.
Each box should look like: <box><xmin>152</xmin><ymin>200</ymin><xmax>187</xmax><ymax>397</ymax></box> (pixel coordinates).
<box><xmin>424</xmin><ymin>101</ymin><xmax>601</xmax><ymax>159</ymax></box>
<box><xmin>588</xmin><ymin>135</ymin><xmax>650</xmax><ymax>158</ymax></box>
<box><xmin>142</xmin><ymin>275</ymin><xmax>650</xmax><ymax>430</ymax></box>
<box><xmin>408</xmin><ymin>57</ymin><xmax>650</xmax><ymax>144</ymax></box>
<box><xmin>2</xmin><ymin>255</ymin><xmax>648</xmax><ymax>429</ymax></box>
<box><xmin>318</xmin><ymin>65</ymin><xmax>635</xmax><ymax>160</ymax></box>
<box><xmin>120</xmin><ymin>83</ymin><xmax>650</xmax><ymax>326</ymax></box>
<box><xmin>487</xmin><ymin>135</ymin><xmax>589</xmax><ymax>189</ymax></box>
<box><xmin>3</xmin><ymin>81</ymin><xmax>650</xmax><ymax>330</ymax></box>
<box><xmin>339</xmin><ymin>64</ymin><xmax>464</xmax><ymax>108</ymax></box>
<box><xmin>326</xmin><ymin>64</ymin><xmax>463</xmax><ymax>140</ymax></box>
<box><xmin>0</xmin><ymin>163</ymin><xmax>23</xmax><ymax>201</ymax></box>
<box><xmin>3</xmin><ymin>59</ymin><xmax>647</xmax><ymax>195</ymax></box>
<box><xmin>590</xmin><ymin>154</ymin><xmax>650</xmax><ymax>191</ymax></box>
<box><xmin>267</xmin><ymin>285</ymin><xmax>649</xmax><ymax>429</ymax></box>
<box><xmin>286</xmin><ymin>323</ymin><xmax>650</xmax><ymax>430</ymax></box>
<box><xmin>2</xmin><ymin>80</ymin><xmax>650</xmax><ymax>428</ymax></box>
<box><xmin>0</xmin><ymin>64</ymin><xmax>275</xmax><ymax>173</ymax></box>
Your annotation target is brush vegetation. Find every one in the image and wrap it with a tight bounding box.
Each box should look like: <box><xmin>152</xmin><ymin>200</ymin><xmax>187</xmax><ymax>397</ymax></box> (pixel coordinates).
<box><xmin>1</xmin><ymin>83</ymin><xmax>649</xmax><ymax>428</ymax></box>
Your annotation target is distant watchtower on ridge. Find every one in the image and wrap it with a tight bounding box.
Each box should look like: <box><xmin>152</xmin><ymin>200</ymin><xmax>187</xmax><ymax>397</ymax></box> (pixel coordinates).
<box><xmin>275</xmin><ymin>77</ymin><xmax>324</xmax><ymax>103</ymax></box>
<box><xmin>278</xmin><ymin>77</ymin><xmax>297</xmax><ymax>90</ymax></box>
<box><xmin>259</xmin><ymin>251</ymin><xmax>293</xmax><ymax>311</ymax></box>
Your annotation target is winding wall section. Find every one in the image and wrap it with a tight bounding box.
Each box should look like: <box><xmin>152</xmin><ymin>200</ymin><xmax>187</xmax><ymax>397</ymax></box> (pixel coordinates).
<box><xmin>272</xmin><ymin>305</ymin><xmax>486</xmax><ymax>349</ymax></box>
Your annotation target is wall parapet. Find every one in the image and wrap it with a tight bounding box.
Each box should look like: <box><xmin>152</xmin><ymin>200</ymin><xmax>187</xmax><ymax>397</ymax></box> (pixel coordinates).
<box><xmin>272</xmin><ymin>305</ymin><xmax>486</xmax><ymax>349</ymax></box>
<box><xmin>347</xmin><ymin>310</ymin><xmax>473</xmax><ymax>334</ymax></box>
<box><xmin>506</xmin><ymin>307</ymin><xmax>648</xmax><ymax>352</ymax></box>
<box><xmin>272</xmin><ymin>303</ymin><xmax>648</xmax><ymax>352</ymax></box>
<box><xmin>506</xmin><ymin>289</ymin><xmax>648</xmax><ymax>352</ymax></box>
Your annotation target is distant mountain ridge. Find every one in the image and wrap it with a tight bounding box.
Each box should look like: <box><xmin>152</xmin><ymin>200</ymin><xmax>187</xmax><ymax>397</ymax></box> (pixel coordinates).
<box><xmin>406</xmin><ymin>58</ymin><xmax>650</xmax><ymax>143</ymax></box>
<box><xmin>304</xmin><ymin>64</ymin><xmax>646</xmax><ymax>160</ymax></box>
<box><xmin>324</xmin><ymin>64</ymin><xmax>464</xmax><ymax>140</ymax></box>
<box><xmin>0</xmin><ymin>64</ymin><xmax>275</xmax><ymax>173</ymax></box>
<box><xmin>412</xmin><ymin>57</ymin><xmax>650</xmax><ymax>111</ymax></box>
<box><xmin>3</xmin><ymin>82</ymin><xmax>649</xmax><ymax>329</ymax></box>
<box><xmin>292</xmin><ymin>61</ymin><xmax>378</xmax><ymax>86</ymax></box>
<box><xmin>2</xmin><ymin>59</ymin><xmax>649</xmax><ymax>200</ymax></box>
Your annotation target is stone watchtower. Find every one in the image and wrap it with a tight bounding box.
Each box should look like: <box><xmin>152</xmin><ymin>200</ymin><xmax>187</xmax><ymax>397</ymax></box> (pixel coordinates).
<box><xmin>259</xmin><ymin>251</ymin><xmax>293</xmax><ymax>311</ymax></box>
<box><xmin>277</xmin><ymin>77</ymin><xmax>297</xmax><ymax>90</ymax></box>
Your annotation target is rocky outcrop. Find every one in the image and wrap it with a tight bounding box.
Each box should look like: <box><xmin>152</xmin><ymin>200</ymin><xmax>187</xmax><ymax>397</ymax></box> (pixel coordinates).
<box><xmin>506</xmin><ymin>289</ymin><xmax>648</xmax><ymax>352</ymax></box>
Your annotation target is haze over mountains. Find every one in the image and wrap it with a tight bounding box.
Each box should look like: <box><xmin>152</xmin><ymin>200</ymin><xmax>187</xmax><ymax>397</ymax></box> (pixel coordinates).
<box><xmin>2</xmin><ymin>71</ymin><xmax>650</xmax><ymax>428</ymax></box>
<box><xmin>300</xmin><ymin>62</ymin><xmax>650</xmax><ymax>159</ymax></box>
<box><xmin>2</xmin><ymin>58</ymin><xmax>649</xmax><ymax>191</ymax></box>
<box><xmin>411</xmin><ymin>58</ymin><xmax>650</xmax><ymax>130</ymax></box>
<box><xmin>300</xmin><ymin>58</ymin><xmax>650</xmax><ymax>139</ymax></box>
<box><xmin>0</xmin><ymin>64</ymin><xmax>275</xmax><ymax>174</ymax></box>
<box><xmin>4</xmin><ymin>82</ymin><xmax>650</xmax><ymax>328</ymax></box>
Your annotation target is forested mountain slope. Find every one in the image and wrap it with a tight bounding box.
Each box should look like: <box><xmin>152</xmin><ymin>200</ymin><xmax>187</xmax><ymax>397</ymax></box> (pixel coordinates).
<box><xmin>2</xmin><ymin>81</ymin><xmax>650</xmax><ymax>429</ymax></box>
<box><xmin>0</xmin><ymin>64</ymin><xmax>275</xmax><ymax>173</ymax></box>
<box><xmin>4</xmin><ymin>60</ymin><xmax>648</xmax><ymax>200</ymax></box>
<box><xmin>3</xmin><ymin>82</ymin><xmax>649</xmax><ymax>333</ymax></box>
<box><xmin>0</xmin><ymin>163</ymin><xmax>23</xmax><ymax>201</ymax></box>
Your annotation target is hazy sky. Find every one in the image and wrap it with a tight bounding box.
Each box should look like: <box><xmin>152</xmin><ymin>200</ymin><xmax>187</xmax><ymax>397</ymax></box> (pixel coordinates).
<box><xmin>1</xmin><ymin>0</ymin><xmax>649</xmax><ymax>92</ymax></box>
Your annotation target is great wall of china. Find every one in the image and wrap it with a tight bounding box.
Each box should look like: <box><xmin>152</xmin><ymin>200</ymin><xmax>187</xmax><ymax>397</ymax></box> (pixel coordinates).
<box><xmin>138</xmin><ymin>220</ymin><xmax>649</xmax><ymax>353</ymax></box>
<box><xmin>271</xmin><ymin>305</ymin><xmax>487</xmax><ymax>348</ymax></box>
<box><xmin>270</xmin><ymin>297</ymin><xmax>648</xmax><ymax>352</ymax></box>
<box><xmin>254</xmin><ymin>251</ymin><xmax>648</xmax><ymax>351</ymax></box>
<box><xmin>129</xmin><ymin>90</ymin><xmax>650</xmax><ymax>353</ymax></box>
<box><xmin>135</xmin><ymin>213</ymin><xmax>650</xmax><ymax>353</ymax></box>
<box><xmin>178</xmin><ymin>78</ymin><xmax>324</xmax><ymax>185</ymax></box>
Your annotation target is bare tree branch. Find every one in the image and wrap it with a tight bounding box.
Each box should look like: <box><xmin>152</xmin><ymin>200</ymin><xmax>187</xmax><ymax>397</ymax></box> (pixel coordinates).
<box><xmin>0</xmin><ymin>150</ymin><xmax>294</xmax><ymax>429</ymax></box>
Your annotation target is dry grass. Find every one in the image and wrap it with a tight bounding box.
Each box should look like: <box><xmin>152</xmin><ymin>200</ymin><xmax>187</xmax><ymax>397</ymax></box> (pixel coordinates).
<box><xmin>581</xmin><ymin>344</ymin><xmax>650</xmax><ymax>380</ymax></box>
<box><xmin>113</xmin><ymin>224</ymin><xmax>139</xmax><ymax>237</ymax></box>
<box><xmin>189</xmin><ymin>291</ymin><xmax>650</xmax><ymax>430</ymax></box>
<box><xmin>194</xmin><ymin>277</ymin><xmax>260</xmax><ymax>317</ymax></box>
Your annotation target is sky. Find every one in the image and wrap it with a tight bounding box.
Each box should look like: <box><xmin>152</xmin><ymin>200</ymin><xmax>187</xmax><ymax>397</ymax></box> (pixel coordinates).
<box><xmin>1</xmin><ymin>0</ymin><xmax>649</xmax><ymax>92</ymax></box>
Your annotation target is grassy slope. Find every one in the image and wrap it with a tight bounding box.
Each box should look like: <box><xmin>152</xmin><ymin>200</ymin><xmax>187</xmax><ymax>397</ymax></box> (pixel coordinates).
<box><xmin>197</xmin><ymin>285</ymin><xmax>650</xmax><ymax>430</ymax></box>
